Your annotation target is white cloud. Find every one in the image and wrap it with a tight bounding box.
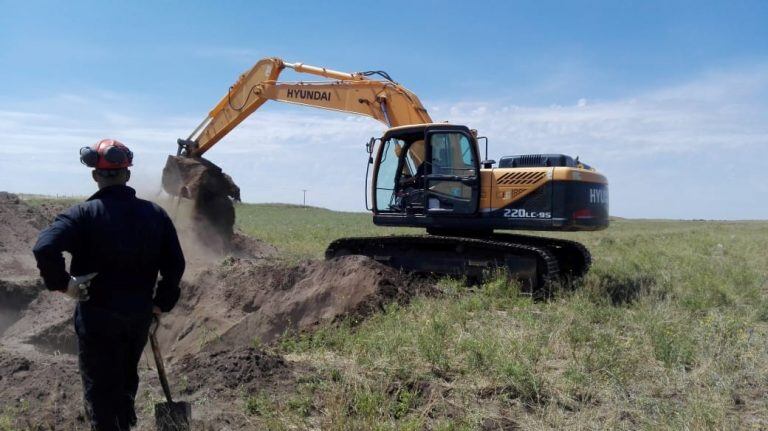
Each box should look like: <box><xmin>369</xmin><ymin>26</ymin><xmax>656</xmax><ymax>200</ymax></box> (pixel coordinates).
<box><xmin>440</xmin><ymin>66</ymin><xmax>767</xmax><ymax>219</ymax></box>
<box><xmin>0</xmin><ymin>65</ymin><xmax>766</xmax><ymax>219</ymax></box>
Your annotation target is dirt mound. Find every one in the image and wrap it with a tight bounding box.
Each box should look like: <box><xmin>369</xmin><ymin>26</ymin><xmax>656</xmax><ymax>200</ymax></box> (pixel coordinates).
<box><xmin>0</xmin><ymin>192</ymin><xmax>79</xmax><ymax>361</ymax></box>
<box><xmin>0</xmin><ymin>348</ymin><xmax>85</xmax><ymax>429</ymax></box>
<box><xmin>25</xmin><ymin>318</ymin><xmax>78</xmax><ymax>355</ymax></box>
<box><xmin>176</xmin><ymin>346</ymin><xmax>286</xmax><ymax>394</ymax></box>
<box><xmin>216</xmin><ymin>255</ymin><xmax>431</xmax><ymax>346</ymax></box>
<box><xmin>132</xmin><ymin>346</ymin><xmax>299</xmax><ymax>431</ymax></box>
<box><xmin>1</xmin><ymin>289</ymin><xmax>75</xmax><ymax>353</ymax></box>
<box><xmin>32</xmin><ymin>201</ymin><xmax>72</xmax><ymax>225</ymax></box>
<box><xmin>230</xmin><ymin>231</ymin><xmax>278</xmax><ymax>259</ymax></box>
<box><xmin>0</xmin><ymin>192</ymin><xmax>51</xmax><ymax>278</ymax></box>
<box><xmin>0</xmin><ymin>279</ymin><xmax>41</xmax><ymax>336</ymax></box>
<box><xmin>156</xmin><ymin>255</ymin><xmax>434</xmax><ymax>362</ymax></box>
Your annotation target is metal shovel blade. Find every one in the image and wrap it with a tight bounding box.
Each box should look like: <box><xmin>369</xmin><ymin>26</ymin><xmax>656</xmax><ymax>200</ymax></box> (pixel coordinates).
<box><xmin>154</xmin><ymin>401</ymin><xmax>191</xmax><ymax>431</ymax></box>
<box><xmin>150</xmin><ymin>316</ymin><xmax>191</xmax><ymax>431</ymax></box>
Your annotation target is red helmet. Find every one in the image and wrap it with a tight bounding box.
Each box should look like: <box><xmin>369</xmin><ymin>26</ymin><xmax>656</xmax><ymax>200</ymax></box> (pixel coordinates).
<box><xmin>79</xmin><ymin>139</ymin><xmax>133</xmax><ymax>169</ymax></box>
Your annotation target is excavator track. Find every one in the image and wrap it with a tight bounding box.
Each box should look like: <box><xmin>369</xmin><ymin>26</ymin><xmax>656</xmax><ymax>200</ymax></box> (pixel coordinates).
<box><xmin>325</xmin><ymin>235</ymin><xmax>560</xmax><ymax>295</ymax></box>
<box><xmin>325</xmin><ymin>234</ymin><xmax>591</xmax><ymax>295</ymax></box>
<box><xmin>424</xmin><ymin>231</ymin><xmax>592</xmax><ymax>283</ymax></box>
<box><xmin>486</xmin><ymin>233</ymin><xmax>591</xmax><ymax>281</ymax></box>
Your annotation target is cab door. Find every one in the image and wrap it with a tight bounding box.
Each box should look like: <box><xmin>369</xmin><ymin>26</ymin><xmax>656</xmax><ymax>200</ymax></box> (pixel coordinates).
<box><xmin>424</xmin><ymin>130</ymin><xmax>480</xmax><ymax>215</ymax></box>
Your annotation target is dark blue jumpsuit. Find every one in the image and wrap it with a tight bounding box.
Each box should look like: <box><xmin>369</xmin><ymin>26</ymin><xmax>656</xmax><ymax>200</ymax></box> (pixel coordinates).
<box><xmin>33</xmin><ymin>185</ymin><xmax>185</xmax><ymax>431</ymax></box>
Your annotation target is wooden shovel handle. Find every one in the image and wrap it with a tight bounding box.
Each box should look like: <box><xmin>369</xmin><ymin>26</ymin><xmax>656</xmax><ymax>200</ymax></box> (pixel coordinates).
<box><xmin>149</xmin><ymin>316</ymin><xmax>174</xmax><ymax>403</ymax></box>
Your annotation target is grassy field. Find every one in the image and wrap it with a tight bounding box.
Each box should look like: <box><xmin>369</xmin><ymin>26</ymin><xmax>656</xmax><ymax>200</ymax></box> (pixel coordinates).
<box><xmin>235</xmin><ymin>203</ymin><xmax>414</xmax><ymax>259</ymax></box>
<box><xmin>235</xmin><ymin>203</ymin><xmax>768</xmax><ymax>430</ymax></box>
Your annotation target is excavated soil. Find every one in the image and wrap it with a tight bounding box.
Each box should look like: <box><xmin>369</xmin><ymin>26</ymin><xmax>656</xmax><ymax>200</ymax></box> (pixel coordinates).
<box><xmin>0</xmin><ymin>192</ymin><xmax>50</xmax><ymax>279</ymax></box>
<box><xmin>3</xmin><ymin>290</ymin><xmax>76</xmax><ymax>354</ymax></box>
<box><xmin>0</xmin><ymin>348</ymin><xmax>86</xmax><ymax>429</ymax></box>
<box><xmin>162</xmin><ymin>156</ymin><xmax>242</xmax><ymax>254</ymax></box>
<box><xmin>0</xmin><ymin>191</ymin><xmax>436</xmax><ymax>429</ymax></box>
<box><xmin>0</xmin><ymin>279</ymin><xmax>40</xmax><ymax>335</ymax></box>
<box><xmin>176</xmin><ymin>346</ymin><xmax>288</xmax><ymax>395</ymax></box>
<box><xmin>157</xmin><ymin>255</ymin><xmax>433</xmax><ymax>363</ymax></box>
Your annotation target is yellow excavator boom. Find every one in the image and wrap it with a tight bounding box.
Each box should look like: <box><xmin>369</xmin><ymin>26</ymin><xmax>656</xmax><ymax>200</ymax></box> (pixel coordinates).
<box><xmin>181</xmin><ymin>57</ymin><xmax>432</xmax><ymax>156</ymax></box>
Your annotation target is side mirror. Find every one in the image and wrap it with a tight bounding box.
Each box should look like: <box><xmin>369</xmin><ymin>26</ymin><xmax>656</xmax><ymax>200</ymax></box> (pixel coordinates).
<box><xmin>477</xmin><ymin>136</ymin><xmax>489</xmax><ymax>162</ymax></box>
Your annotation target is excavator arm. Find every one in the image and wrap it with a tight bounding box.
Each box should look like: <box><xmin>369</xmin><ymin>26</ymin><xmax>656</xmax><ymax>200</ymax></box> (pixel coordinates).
<box><xmin>178</xmin><ymin>57</ymin><xmax>432</xmax><ymax>157</ymax></box>
<box><xmin>161</xmin><ymin>56</ymin><xmax>433</xmax><ymax>237</ymax></box>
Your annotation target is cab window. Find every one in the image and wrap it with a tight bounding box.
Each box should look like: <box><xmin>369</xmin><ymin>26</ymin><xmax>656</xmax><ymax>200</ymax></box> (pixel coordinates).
<box><xmin>430</xmin><ymin>133</ymin><xmax>476</xmax><ymax>176</ymax></box>
<box><xmin>375</xmin><ymin>138</ymin><xmax>403</xmax><ymax>211</ymax></box>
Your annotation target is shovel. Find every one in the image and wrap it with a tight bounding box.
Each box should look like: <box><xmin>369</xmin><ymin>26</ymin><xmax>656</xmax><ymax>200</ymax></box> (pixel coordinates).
<box><xmin>149</xmin><ymin>316</ymin><xmax>191</xmax><ymax>431</ymax></box>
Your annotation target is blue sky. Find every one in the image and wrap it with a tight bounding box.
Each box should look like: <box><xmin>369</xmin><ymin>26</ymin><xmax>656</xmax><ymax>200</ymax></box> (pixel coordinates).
<box><xmin>1</xmin><ymin>1</ymin><xmax>767</xmax><ymax>219</ymax></box>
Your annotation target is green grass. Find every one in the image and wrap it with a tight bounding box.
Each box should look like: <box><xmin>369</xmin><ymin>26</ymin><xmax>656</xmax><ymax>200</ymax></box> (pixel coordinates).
<box><xmin>235</xmin><ymin>203</ymin><xmax>411</xmax><ymax>259</ymax></box>
<box><xmin>235</xmin><ymin>204</ymin><xmax>768</xmax><ymax>429</ymax></box>
<box><xmin>19</xmin><ymin>194</ymin><xmax>83</xmax><ymax>208</ymax></box>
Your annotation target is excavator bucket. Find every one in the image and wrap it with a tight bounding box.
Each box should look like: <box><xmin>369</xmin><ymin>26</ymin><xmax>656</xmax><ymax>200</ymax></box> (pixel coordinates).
<box><xmin>162</xmin><ymin>155</ymin><xmax>241</xmax><ymax>251</ymax></box>
<box><xmin>161</xmin><ymin>155</ymin><xmax>187</xmax><ymax>198</ymax></box>
<box><xmin>161</xmin><ymin>155</ymin><xmax>240</xmax><ymax>201</ymax></box>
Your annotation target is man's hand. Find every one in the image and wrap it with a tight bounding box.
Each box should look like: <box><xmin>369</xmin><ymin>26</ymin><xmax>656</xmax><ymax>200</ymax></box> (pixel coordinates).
<box><xmin>65</xmin><ymin>272</ymin><xmax>97</xmax><ymax>301</ymax></box>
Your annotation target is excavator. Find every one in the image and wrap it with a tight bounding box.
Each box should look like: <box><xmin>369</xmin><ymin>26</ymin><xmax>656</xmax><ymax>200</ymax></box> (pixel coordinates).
<box><xmin>162</xmin><ymin>57</ymin><xmax>609</xmax><ymax>294</ymax></box>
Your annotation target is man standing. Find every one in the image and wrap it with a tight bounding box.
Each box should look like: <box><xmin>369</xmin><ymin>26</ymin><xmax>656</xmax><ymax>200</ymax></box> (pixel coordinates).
<box><xmin>33</xmin><ymin>139</ymin><xmax>186</xmax><ymax>430</ymax></box>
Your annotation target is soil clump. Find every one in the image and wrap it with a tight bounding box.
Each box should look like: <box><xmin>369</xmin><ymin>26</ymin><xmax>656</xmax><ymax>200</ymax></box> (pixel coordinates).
<box><xmin>162</xmin><ymin>156</ymin><xmax>241</xmax><ymax>254</ymax></box>
<box><xmin>175</xmin><ymin>346</ymin><xmax>287</xmax><ymax>395</ymax></box>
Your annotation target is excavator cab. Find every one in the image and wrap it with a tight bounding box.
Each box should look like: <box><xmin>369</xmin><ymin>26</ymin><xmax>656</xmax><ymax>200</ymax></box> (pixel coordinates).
<box><xmin>371</xmin><ymin>124</ymin><xmax>480</xmax><ymax>222</ymax></box>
